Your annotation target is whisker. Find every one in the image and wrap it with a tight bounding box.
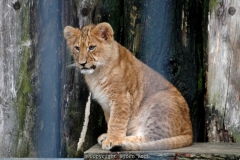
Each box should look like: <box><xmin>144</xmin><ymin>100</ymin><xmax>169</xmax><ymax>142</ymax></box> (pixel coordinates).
<box><xmin>67</xmin><ymin>63</ymin><xmax>77</xmax><ymax>68</ymax></box>
<box><xmin>96</xmin><ymin>61</ymin><xmax>105</xmax><ymax>66</ymax></box>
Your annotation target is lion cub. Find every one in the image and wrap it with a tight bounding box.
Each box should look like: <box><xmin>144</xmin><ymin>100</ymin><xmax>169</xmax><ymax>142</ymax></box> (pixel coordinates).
<box><xmin>64</xmin><ymin>22</ymin><xmax>193</xmax><ymax>151</ymax></box>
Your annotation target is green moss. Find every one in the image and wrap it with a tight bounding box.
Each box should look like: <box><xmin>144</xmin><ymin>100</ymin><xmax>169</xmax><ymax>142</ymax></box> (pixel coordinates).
<box><xmin>14</xmin><ymin>46</ymin><xmax>33</xmax><ymax>157</ymax></box>
<box><xmin>231</xmin><ymin>130</ymin><xmax>240</xmax><ymax>143</ymax></box>
<box><xmin>16</xmin><ymin>34</ymin><xmax>32</xmax><ymax>132</ymax></box>
<box><xmin>15</xmin><ymin>141</ymin><xmax>30</xmax><ymax>157</ymax></box>
<box><xmin>98</xmin><ymin>114</ymin><xmax>104</xmax><ymax>127</ymax></box>
<box><xmin>209</xmin><ymin>0</ymin><xmax>218</xmax><ymax>12</ymax></box>
<box><xmin>13</xmin><ymin>1</ymin><xmax>35</xmax><ymax>157</ymax></box>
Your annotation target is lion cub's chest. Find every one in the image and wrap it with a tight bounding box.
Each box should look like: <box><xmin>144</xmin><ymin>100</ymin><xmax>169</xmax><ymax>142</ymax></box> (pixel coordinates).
<box><xmin>86</xmin><ymin>76</ymin><xmax>110</xmax><ymax>113</ymax></box>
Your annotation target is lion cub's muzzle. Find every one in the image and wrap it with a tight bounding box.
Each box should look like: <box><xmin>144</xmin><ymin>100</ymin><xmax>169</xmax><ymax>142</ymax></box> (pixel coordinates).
<box><xmin>77</xmin><ymin>62</ymin><xmax>96</xmax><ymax>74</ymax></box>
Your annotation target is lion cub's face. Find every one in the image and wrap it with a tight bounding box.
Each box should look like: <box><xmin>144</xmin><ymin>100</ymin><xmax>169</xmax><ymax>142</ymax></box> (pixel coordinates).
<box><xmin>64</xmin><ymin>23</ymin><xmax>114</xmax><ymax>74</ymax></box>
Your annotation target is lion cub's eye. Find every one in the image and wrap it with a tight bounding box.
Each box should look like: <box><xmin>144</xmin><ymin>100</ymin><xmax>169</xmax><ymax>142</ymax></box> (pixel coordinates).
<box><xmin>88</xmin><ymin>46</ymin><xmax>96</xmax><ymax>52</ymax></box>
<box><xmin>74</xmin><ymin>46</ymin><xmax>80</xmax><ymax>52</ymax></box>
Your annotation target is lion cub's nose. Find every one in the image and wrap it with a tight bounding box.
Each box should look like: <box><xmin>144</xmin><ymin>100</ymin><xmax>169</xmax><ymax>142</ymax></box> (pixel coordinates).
<box><xmin>79</xmin><ymin>61</ymin><xmax>87</xmax><ymax>67</ymax></box>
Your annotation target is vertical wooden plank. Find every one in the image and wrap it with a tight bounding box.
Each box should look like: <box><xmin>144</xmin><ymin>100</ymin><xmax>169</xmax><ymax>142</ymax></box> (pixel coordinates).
<box><xmin>0</xmin><ymin>1</ymin><xmax>19</xmax><ymax>156</ymax></box>
<box><xmin>0</xmin><ymin>0</ymin><xmax>36</xmax><ymax>157</ymax></box>
<box><xmin>34</xmin><ymin>0</ymin><xmax>64</xmax><ymax>157</ymax></box>
<box><xmin>207</xmin><ymin>0</ymin><xmax>240</xmax><ymax>142</ymax></box>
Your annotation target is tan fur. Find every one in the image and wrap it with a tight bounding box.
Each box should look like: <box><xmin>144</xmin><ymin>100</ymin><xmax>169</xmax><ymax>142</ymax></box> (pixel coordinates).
<box><xmin>64</xmin><ymin>22</ymin><xmax>193</xmax><ymax>151</ymax></box>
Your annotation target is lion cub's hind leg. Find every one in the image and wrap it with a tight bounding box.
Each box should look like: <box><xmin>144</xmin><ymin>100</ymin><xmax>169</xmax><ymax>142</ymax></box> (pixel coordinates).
<box><xmin>144</xmin><ymin>103</ymin><xmax>172</xmax><ymax>141</ymax></box>
<box><xmin>111</xmin><ymin>92</ymin><xmax>192</xmax><ymax>151</ymax></box>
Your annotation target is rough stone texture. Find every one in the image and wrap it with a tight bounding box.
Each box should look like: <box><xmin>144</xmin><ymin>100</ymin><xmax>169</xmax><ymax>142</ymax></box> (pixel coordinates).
<box><xmin>85</xmin><ymin>143</ymin><xmax>240</xmax><ymax>160</ymax></box>
<box><xmin>206</xmin><ymin>0</ymin><xmax>240</xmax><ymax>143</ymax></box>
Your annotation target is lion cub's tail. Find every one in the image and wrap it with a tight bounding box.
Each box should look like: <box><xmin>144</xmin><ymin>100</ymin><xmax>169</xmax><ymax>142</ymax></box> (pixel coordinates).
<box><xmin>111</xmin><ymin>135</ymin><xmax>192</xmax><ymax>151</ymax></box>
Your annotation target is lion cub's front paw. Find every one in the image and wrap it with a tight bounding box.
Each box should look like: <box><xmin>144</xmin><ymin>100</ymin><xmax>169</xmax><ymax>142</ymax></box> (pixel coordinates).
<box><xmin>101</xmin><ymin>137</ymin><xmax>123</xmax><ymax>150</ymax></box>
<box><xmin>97</xmin><ymin>133</ymin><xmax>107</xmax><ymax>145</ymax></box>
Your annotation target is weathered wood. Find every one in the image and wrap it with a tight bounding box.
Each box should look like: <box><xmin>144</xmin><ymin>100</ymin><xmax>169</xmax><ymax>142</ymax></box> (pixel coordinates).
<box><xmin>4</xmin><ymin>0</ymin><xmax>238</xmax><ymax>158</ymax></box>
<box><xmin>206</xmin><ymin>0</ymin><xmax>240</xmax><ymax>143</ymax></box>
<box><xmin>34</xmin><ymin>0</ymin><xmax>65</xmax><ymax>157</ymax></box>
<box><xmin>84</xmin><ymin>143</ymin><xmax>240</xmax><ymax>160</ymax></box>
<box><xmin>0</xmin><ymin>0</ymin><xmax>36</xmax><ymax>157</ymax></box>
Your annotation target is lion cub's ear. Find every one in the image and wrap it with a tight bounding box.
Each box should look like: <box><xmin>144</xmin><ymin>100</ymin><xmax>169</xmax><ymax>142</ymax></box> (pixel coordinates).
<box><xmin>64</xmin><ymin>26</ymin><xmax>80</xmax><ymax>45</ymax></box>
<box><xmin>92</xmin><ymin>22</ymin><xmax>114</xmax><ymax>43</ymax></box>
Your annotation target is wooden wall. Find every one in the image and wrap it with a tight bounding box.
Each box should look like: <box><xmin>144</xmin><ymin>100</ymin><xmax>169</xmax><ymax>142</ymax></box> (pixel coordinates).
<box><xmin>206</xmin><ymin>0</ymin><xmax>240</xmax><ymax>143</ymax></box>
<box><xmin>0</xmin><ymin>0</ymin><xmax>239</xmax><ymax>158</ymax></box>
<box><xmin>0</xmin><ymin>0</ymin><xmax>36</xmax><ymax>157</ymax></box>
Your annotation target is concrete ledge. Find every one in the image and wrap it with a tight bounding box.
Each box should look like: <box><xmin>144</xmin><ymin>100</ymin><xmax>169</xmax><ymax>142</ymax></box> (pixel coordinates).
<box><xmin>84</xmin><ymin>143</ymin><xmax>240</xmax><ymax>160</ymax></box>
